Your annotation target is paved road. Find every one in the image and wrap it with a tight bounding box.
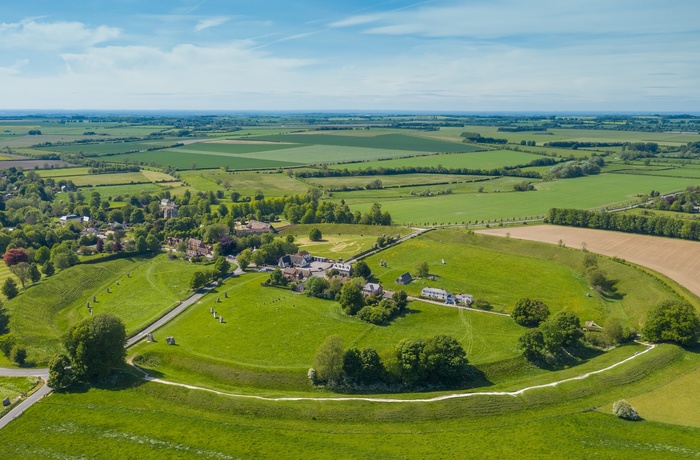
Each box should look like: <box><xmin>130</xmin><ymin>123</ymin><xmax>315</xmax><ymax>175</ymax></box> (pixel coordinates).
<box><xmin>0</xmin><ymin>269</ymin><xmax>237</xmax><ymax>430</ymax></box>
<box><xmin>0</xmin><ymin>369</ymin><xmax>50</xmax><ymax>430</ymax></box>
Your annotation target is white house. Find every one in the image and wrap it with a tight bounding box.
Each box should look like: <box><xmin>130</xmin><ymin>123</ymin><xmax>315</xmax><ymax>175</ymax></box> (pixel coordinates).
<box><xmin>455</xmin><ymin>294</ymin><xmax>473</xmax><ymax>305</ymax></box>
<box><xmin>60</xmin><ymin>215</ymin><xmax>82</xmax><ymax>224</ymax></box>
<box><xmin>421</xmin><ymin>287</ymin><xmax>450</xmax><ymax>301</ymax></box>
<box><xmin>331</xmin><ymin>263</ymin><xmax>352</xmax><ymax>277</ymax></box>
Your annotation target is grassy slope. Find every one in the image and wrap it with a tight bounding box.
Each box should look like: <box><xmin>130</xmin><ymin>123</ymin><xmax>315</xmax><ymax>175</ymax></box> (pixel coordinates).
<box><xmin>365</xmin><ymin>230</ymin><xmax>678</xmax><ymax>327</ymax></box>
<box><xmin>4</xmin><ymin>254</ymin><xmax>202</xmax><ymax>364</ymax></box>
<box><xmin>3</xmin><ymin>345</ymin><xmax>700</xmax><ymax>458</ymax></box>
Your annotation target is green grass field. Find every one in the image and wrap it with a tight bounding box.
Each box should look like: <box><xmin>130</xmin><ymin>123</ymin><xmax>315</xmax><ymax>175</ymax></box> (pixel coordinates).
<box><xmin>0</xmin><ymin>377</ymin><xmax>38</xmax><ymax>407</ymax></box>
<box><xmin>178</xmin><ymin>170</ymin><xmax>309</xmax><ymax>196</ymax></box>
<box><xmin>338</xmin><ymin>173</ymin><xmax>700</xmax><ymax>224</ymax></box>
<box><xmin>76</xmin><ymin>183</ymin><xmax>164</xmax><ymax>198</ymax></box>
<box><xmin>365</xmin><ymin>230</ymin><xmax>678</xmax><ymax>326</ymax></box>
<box><xmin>254</xmin><ymin>132</ymin><xmax>483</xmax><ymax>153</ymax></box>
<box><xmin>304</xmin><ymin>173</ymin><xmax>486</xmax><ymax>189</ymax></box>
<box><xmin>329</xmin><ymin>149</ymin><xmax>546</xmax><ymax>171</ymax></box>
<box><xmin>103</xmin><ymin>149</ymin><xmax>302</xmax><ymax>170</ymax></box>
<box><xmin>4</xmin><ymin>254</ymin><xmax>202</xmax><ymax>364</ymax></box>
<box><xmin>2</xmin><ymin>343</ymin><xmax>699</xmax><ymax>458</ymax></box>
<box><xmin>60</xmin><ymin>172</ymin><xmax>151</xmax><ymax>187</ymax></box>
<box><xmin>35</xmin><ymin>167</ymin><xmax>91</xmax><ymax>177</ymax></box>
<box><xmin>280</xmin><ymin>224</ymin><xmax>413</xmax><ymax>260</ymax></box>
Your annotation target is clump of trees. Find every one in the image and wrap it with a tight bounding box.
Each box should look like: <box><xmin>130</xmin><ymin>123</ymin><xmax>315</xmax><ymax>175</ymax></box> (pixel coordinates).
<box><xmin>518</xmin><ymin>311</ymin><xmax>583</xmax><ymax>361</ymax></box>
<box><xmin>642</xmin><ymin>300</ymin><xmax>700</xmax><ymax>346</ymax></box>
<box><xmin>311</xmin><ymin>334</ymin><xmax>469</xmax><ymax>390</ymax></box>
<box><xmin>547</xmin><ymin>157</ymin><xmax>604</xmax><ymax>179</ymax></box>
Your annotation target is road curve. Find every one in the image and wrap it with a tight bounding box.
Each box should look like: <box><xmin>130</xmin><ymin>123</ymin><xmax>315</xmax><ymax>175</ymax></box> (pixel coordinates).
<box><xmin>0</xmin><ymin>369</ymin><xmax>50</xmax><ymax>430</ymax></box>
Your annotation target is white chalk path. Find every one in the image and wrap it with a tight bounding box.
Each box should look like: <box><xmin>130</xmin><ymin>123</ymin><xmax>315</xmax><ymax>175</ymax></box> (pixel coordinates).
<box><xmin>129</xmin><ymin>342</ymin><xmax>656</xmax><ymax>403</ymax></box>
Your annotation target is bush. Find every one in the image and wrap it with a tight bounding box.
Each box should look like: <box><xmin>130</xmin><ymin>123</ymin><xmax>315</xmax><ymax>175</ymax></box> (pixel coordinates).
<box><xmin>2</xmin><ymin>278</ymin><xmax>19</xmax><ymax>299</ymax></box>
<box><xmin>309</xmin><ymin>228</ymin><xmax>322</xmax><ymax>241</ymax></box>
<box><xmin>613</xmin><ymin>400</ymin><xmax>641</xmax><ymax>421</ymax></box>
<box><xmin>10</xmin><ymin>345</ymin><xmax>27</xmax><ymax>366</ymax></box>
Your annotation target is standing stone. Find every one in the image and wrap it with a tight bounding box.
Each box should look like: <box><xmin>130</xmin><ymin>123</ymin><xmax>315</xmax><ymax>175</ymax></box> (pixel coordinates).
<box><xmin>210</xmin><ymin>307</ymin><xmax>214</xmax><ymax>314</ymax></box>
<box><xmin>219</xmin><ymin>316</ymin><xmax>223</xmax><ymax>323</ymax></box>
<box><xmin>2</xmin><ymin>397</ymin><xmax>9</xmax><ymax>407</ymax></box>
<box><xmin>106</xmin><ymin>288</ymin><xmax>110</xmax><ymax>293</ymax></box>
<box><xmin>213</xmin><ymin>311</ymin><xmax>217</xmax><ymax>319</ymax></box>
<box><xmin>93</xmin><ymin>296</ymin><xmax>97</xmax><ymax>303</ymax></box>
<box><xmin>224</xmin><ymin>292</ymin><xmax>228</xmax><ymax>298</ymax></box>
<box><xmin>87</xmin><ymin>301</ymin><xmax>91</xmax><ymax>309</ymax></box>
<box><xmin>166</xmin><ymin>336</ymin><xmax>175</xmax><ymax>345</ymax></box>
<box><xmin>217</xmin><ymin>297</ymin><xmax>220</xmax><ymax>303</ymax></box>
<box><xmin>147</xmin><ymin>333</ymin><xmax>155</xmax><ymax>342</ymax></box>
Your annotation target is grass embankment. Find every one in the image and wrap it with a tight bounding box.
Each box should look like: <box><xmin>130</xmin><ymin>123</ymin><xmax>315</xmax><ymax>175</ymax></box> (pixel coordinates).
<box><xmin>3</xmin><ymin>344</ymin><xmax>699</xmax><ymax>458</ymax></box>
<box><xmin>4</xmin><ymin>254</ymin><xmax>202</xmax><ymax>364</ymax></box>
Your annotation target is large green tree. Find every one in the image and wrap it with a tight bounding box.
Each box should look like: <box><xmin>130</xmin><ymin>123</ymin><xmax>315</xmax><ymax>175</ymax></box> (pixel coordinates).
<box><xmin>642</xmin><ymin>300</ymin><xmax>700</xmax><ymax>346</ymax></box>
<box><xmin>63</xmin><ymin>313</ymin><xmax>127</xmax><ymax>381</ymax></box>
<box><xmin>313</xmin><ymin>335</ymin><xmax>344</xmax><ymax>383</ymax></box>
<box><xmin>512</xmin><ymin>298</ymin><xmax>550</xmax><ymax>327</ymax></box>
<box><xmin>338</xmin><ymin>281</ymin><xmax>364</xmax><ymax>315</ymax></box>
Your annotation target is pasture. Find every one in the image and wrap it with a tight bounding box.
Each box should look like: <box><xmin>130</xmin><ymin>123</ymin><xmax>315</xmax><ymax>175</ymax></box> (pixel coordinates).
<box><xmin>4</xmin><ymin>254</ymin><xmax>202</xmax><ymax>364</ymax></box>
<box><xmin>280</xmin><ymin>223</ymin><xmax>413</xmax><ymax>260</ymax></box>
<box><xmin>329</xmin><ymin>149</ymin><xmax>547</xmax><ymax>171</ymax></box>
<box><xmin>339</xmin><ymin>173</ymin><xmax>700</xmax><ymax>224</ymax></box>
<box><xmin>131</xmin><ymin>271</ymin><xmax>525</xmax><ymax>392</ymax></box>
<box><xmin>178</xmin><ymin>170</ymin><xmax>308</xmax><ymax>196</ymax></box>
<box><xmin>364</xmin><ymin>230</ymin><xmax>678</xmax><ymax>327</ymax></box>
<box><xmin>103</xmin><ymin>149</ymin><xmax>302</xmax><ymax>170</ymax></box>
<box><xmin>304</xmin><ymin>173</ymin><xmax>487</xmax><ymax>190</ymax></box>
<box><xmin>1</xmin><ymin>344</ymin><xmax>698</xmax><ymax>458</ymax></box>
<box><xmin>254</xmin><ymin>132</ymin><xmax>483</xmax><ymax>153</ymax></box>
<box><xmin>478</xmin><ymin>225</ymin><xmax>700</xmax><ymax>301</ymax></box>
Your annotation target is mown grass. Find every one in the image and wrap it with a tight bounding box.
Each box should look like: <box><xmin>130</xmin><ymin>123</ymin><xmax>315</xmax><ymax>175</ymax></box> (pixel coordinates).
<box><xmin>0</xmin><ymin>377</ymin><xmax>38</xmax><ymax>404</ymax></box>
<box><xmin>2</xmin><ymin>344</ymin><xmax>700</xmax><ymax>458</ymax></box>
<box><xmin>60</xmin><ymin>171</ymin><xmax>151</xmax><ymax>186</ymax></box>
<box><xmin>4</xmin><ymin>254</ymin><xmax>202</xmax><ymax>364</ymax></box>
<box><xmin>280</xmin><ymin>223</ymin><xmax>413</xmax><ymax>260</ymax></box>
<box><xmin>304</xmin><ymin>173</ymin><xmax>488</xmax><ymax>189</ymax></box>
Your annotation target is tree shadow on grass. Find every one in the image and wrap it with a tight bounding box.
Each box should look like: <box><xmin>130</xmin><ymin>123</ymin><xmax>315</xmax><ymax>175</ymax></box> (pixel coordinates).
<box><xmin>526</xmin><ymin>343</ymin><xmax>605</xmax><ymax>371</ymax></box>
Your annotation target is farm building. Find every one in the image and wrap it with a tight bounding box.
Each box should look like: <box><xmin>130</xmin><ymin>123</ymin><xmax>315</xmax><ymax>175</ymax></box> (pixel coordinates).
<box><xmin>186</xmin><ymin>238</ymin><xmax>212</xmax><ymax>257</ymax></box>
<box><xmin>238</xmin><ymin>220</ymin><xmax>276</xmax><ymax>235</ymax></box>
<box><xmin>160</xmin><ymin>199</ymin><xmax>179</xmax><ymax>219</ymax></box>
<box><xmin>278</xmin><ymin>253</ymin><xmax>311</xmax><ymax>269</ymax></box>
<box><xmin>455</xmin><ymin>294</ymin><xmax>473</xmax><ymax>305</ymax></box>
<box><xmin>331</xmin><ymin>263</ymin><xmax>353</xmax><ymax>277</ymax></box>
<box><xmin>60</xmin><ymin>214</ymin><xmax>82</xmax><ymax>224</ymax></box>
<box><xmin>421</xmin><ymin>287</ymin><xmax>450</xmax><ymax>301</ymax></box>
<box><xmin>282</xmin><ymin>267</ymin><xmax>312</xmax><ymax>281</ymax></box>
<box><xmin>396</xmin><ymin>272</ymin><xmax>412</xmax><ymax>285</ymax></box>
<box><xmin>362</xmin><ymin>283</ymin><xmax>384</xmax><ymax>296</ymax></box>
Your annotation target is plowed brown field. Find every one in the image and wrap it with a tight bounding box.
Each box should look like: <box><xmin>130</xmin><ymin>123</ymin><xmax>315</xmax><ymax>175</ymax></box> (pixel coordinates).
<box><xmin>478</xmin><ymin>225</ymin><xmax>700</xmax><ymax>298</ymax></box>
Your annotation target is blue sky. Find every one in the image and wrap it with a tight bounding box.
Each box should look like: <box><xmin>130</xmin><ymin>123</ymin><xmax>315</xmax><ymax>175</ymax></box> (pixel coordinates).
<box><xmin>0</xmin><ymin>0</ymin><xmax>698</xmax><ymax>111</ymax></box>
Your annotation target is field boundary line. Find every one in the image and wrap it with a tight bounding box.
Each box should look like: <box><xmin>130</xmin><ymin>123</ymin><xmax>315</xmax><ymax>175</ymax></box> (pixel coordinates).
<box><xmin>129</xmin><ymin>343</ymin><xmax>656</xmax><ymax>404</ymax></box>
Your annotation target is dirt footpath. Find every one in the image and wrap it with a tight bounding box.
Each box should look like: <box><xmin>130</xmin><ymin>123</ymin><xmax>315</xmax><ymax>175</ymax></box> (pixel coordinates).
<box><xmin>478</xmin><ymin>225</ymin><xmax>700</xmax><ymax>298</ymax></box>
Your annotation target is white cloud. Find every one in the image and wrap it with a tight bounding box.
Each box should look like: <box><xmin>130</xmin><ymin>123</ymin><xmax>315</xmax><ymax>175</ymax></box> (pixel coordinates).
<box><xmin>194</xmin><ymin>16</ymin><xmax>230</xmax><ymax>32</ymax></box>
<box><xmin>328</xmin><ymin>14</ymin><xmax>381</xmax><ymax>28</ymax></box>
<box><xmin>0</xmin><ymin>19</ymin><xmax>120</xmax><ymax>50</ymax></box>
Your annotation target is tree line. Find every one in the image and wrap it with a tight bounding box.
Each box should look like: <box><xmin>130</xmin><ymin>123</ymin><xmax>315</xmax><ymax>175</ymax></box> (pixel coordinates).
<box><xmin>546</xmin><ymin>208</ymin><xmax>700</xmax><ymax>241</ymax></box>
<box><xmin>311</xmin><ymin>333</ymin><xmax>470</xmax><ymax>390</ymax></box>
